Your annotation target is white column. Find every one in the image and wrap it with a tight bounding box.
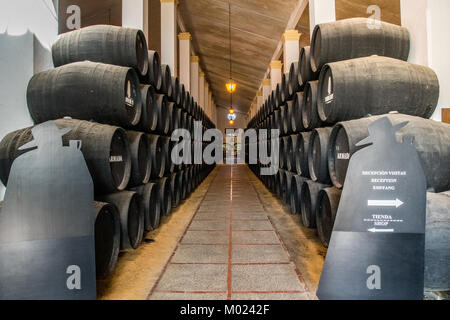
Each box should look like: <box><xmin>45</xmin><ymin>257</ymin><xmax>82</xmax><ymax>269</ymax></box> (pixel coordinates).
<box><xmin>257</xmin><ymin>90</ymin><xmax>263</xmax><ymax>109</ymax></box>
<box><xmin>270</xmin><ymin>61</ymin><xmax>282</xmax><ymax>91</ymax></box>
<box><xmin>199</xmin><ymin>72</ymin><xmax>205</xmax><ymax>110</ymax></box>
<box><xmin>178</xmin><ymin>32</ymin><xmax>191</xmax><ymax>92</ymax></box>
<box><xmin>190</xmin><ymin>56</ymin><xmax>199</xmax><ymax>102</ymax></box>
<box><xmin>401</xmin><ymin>0</ymin><xmax>450</xmax><ymax>122</ymax></box>
<box><xmin>208</xmin><ymin>91</ymin><xmax>213</xmax><ymax>117</ymax></box>
<box><xmin>282</xmin><ymin>30</ymin><xmax>301</xmax><ymax>74</ymax></box>
<box><xmin>204</xmin><ymin>82</ymin><xmax>209</xmax><ymax>111</ymax></box>
<box><xmin>122</xmin><ymin>0</ymin><xmax>145</xmax><ymax>30</ymax></box>
<box><xmin>309</xmin><ymin>0</ymin><xmax>336</xmax><ymax>37</ymax></box>
<box><xmin>262</xmin><ymin>79</ymin><xmax>271</xmax><ymax>101</ymax></box>
<box><xmin>161</xmin><ymin>0</ymin><xmax>177</xmax><ymax>76</ymax></box>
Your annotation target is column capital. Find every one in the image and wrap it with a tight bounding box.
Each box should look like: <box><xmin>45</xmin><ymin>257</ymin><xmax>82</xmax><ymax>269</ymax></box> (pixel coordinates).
<box><xmin>190</xmin><ymin>56</ymin><xmax>200</xmax><ymax>62</ymax></box>
<box><xmin>199</xmin><ymin>72</ymin><xmax>205</xmax><ymax>77</ymax></box>
<box><xmin>257</xmin><ymin>90</ymin><xmax>263</xmax><ymax>96</ymax></box>
<box><xmin>282</xmin><ymin>29</ymin><xmax>301</xmax><ymax>42</ymax></box>
<box><xmin>262</xmin><ymin>79</ymin><xmax>271</xmax><ymax>86</ymax></box>
<box><xmin>205</xmin><ymin>82</ymin><xmax>209</xmax><ymax>88</ymax></box>
<box><xmin>178</xmin><ymin>32</ymin><xmax>192</xmax><ymax>40</ymax></box>
<box><xmin>161</xmin><ymin>0</ymin><xmax>179</xmax><ymax>5</ymax></box>
<box><xmin>270</xmin><ymin>60</ymin><xmax>283</xmax><ymax>69</ymax></box>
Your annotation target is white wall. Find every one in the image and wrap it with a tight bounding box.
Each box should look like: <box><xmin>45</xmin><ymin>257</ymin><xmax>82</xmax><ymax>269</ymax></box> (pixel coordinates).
<box><xmin>428</xmin><ymin>0</ymin><xmax>450</xmax><ymax>121</ymax></box>
<box><xmin>0</xmin><ymin>0</ymin><xmax>58</xmax><ymax>200</ymax></box>
<box><xmin>401</xmin><ymin>0</ymin><xmax>450</xmax><ymax>122</ymax></box>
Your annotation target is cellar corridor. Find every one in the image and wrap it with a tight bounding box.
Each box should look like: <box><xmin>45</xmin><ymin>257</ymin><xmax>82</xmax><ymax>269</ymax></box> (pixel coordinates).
<box><xmin>97</xmin><ymin>165</ymin><xmax>325</xmax><ymax>300</ymax></box>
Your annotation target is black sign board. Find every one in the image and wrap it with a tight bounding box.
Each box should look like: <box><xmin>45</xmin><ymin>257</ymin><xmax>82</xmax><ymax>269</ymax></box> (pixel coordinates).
<box><xmin>0</xmin><ymin>121</ymin><xmax>96</xmax><ymax>299</ymax></box>
<box><xmin>317</xmin><ymin>117</ymin><xmax>426</xmax><ymax>300</ymax></box>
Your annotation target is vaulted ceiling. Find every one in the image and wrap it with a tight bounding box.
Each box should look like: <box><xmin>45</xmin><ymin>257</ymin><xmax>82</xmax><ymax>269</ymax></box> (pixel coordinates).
<box><xmin>178</xmin><ymin>0</ymin><xmax>299</xmax><ymax>114</ymax></box>
<box><xmin>179</xmin><ymin>0</ymin><xmax>401</xmax><ymax>116</ymax></box>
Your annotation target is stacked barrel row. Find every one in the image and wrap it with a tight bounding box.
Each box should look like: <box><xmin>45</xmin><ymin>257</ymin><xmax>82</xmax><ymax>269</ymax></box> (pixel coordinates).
<box><xmin>247</xmin><ymin>18</ymin><xmax>450</xmax><ymax>292</ymax></box>
<box><xmin>0</xmin><ymin>25</ymin><xmax>215</xmax><ymax>280</ymax></box>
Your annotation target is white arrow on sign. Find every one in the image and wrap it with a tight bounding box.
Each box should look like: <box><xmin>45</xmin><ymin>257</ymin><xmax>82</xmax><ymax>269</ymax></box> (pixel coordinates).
<box><xmin>367</xmin><ymin>199</ymin><xmax>404</xmax><ymax>208</ymax></box>
<box><xmin>368</xmin><ymin>228</ymin><xmax>395</xmax><ymax>233</ymax></box>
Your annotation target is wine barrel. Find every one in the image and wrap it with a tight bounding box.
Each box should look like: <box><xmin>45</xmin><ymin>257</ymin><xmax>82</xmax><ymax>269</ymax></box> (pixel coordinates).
<box><xmin>289</xmin><ymin>134</ymin><xmax>300</xmax><ymax>175</ymax></box>
<box><xmin>308</xmin><ymin>127</ymin><xmax>332</xmax><ymax>184</ymax></box>
<box><xmin>148</xmin><ymin>134</ymin><xmax>166</xmax><ymax>179</ymax></box>
<box><xmin>284</xmin><ymin>136</ymin><xmax>293</xmax><ymax>172</ymax></box>
<box><xmin>179</xmin><ymin>169</ymin><xmax>187</xmax><ymax>200</ymax></box>
<box><xmin>286</xmin><ymin>134</ymin><xmax>297</xmax><ymax>173</ymax></box>
<box><xmin>96</xmin><ymin>191</ymin><xmax>144</xmax><ymax>251</ymax></box>
<box><xmin>290</xmin><ymin>175</ymin><xmax>308</xmax><ymax>215</ymax></box>
<box><xmin>281</xmin><ymin>73</ymin><xmax>288</xmax><ymax>102</ymax></box>
<box><xmin>310</xmin><ymin>18</ymin><xmax>410</xmax><ymax>72</ymax></box>
<box><xmin>130</xmin><ymin>183</ymin><xmax>160</xmax><ymax>232</ymax></box>
<box><xmin>317</xmin><ymin>56</ymin><xmax>439</xmax><ymax>123</ymax></box>
<box><xmin>158</xmin><ymin>177</ymin><xmax>172</xmax><ymax>216</ymax></box>
<box><xmin>138</xmin><ymin>85</ymin><xmax>158</xmax><ymax>132</ymax></box>
<box><xmin>273</xmin><ymin>110</ymin><xmax>281</xmax><ymax>132</ymax></box>
<box><xmin>93</xmin><ymin>201</ymin><xmax>121</xmax><ymax>279</ymax></box>
<box><xmin>302</xmin><ymin>81</ymin><xmax>323</xmax><ymax>130</ymax></box>
<box><xmin>276</xmin><ymin>169</ymin><xmax>286</xmax><ymax>199</ymax></box>
<box><xmin>126</xmin><ymin>131</ymin><xmax>151</xmax><ymax>188</ymax></box>
<box><xmin>162</xmin><ymin>136</ymin><xmax>175</xmax><ymax>175</ymax></box>
<box><xmin>183</xmin><ymin>92</ymin><xmax>190</xmax><ymax>112</ymax></box>
<box><xmin>172</xmin><ymin>106</ymin><xmax>181</xmax><ymax>133</ymax></box>
<box><xmin>280</xmin><ymin>105</ymin><xmax>288</xmax><ymax>136</ymax></box>
<box><xmin>166</xmin><ymin>102</ymin><xmax>176</xmax><ymax>134</ymax></box>
<box><xmin>0</xmin><ymin>119</ymin><xmax>132</xmax><ymax>193</ymax></box>
<box><xmin>279</xmin><ymin>137</ymin><xmax>286</xmax><ymax>170</ymax></box>
<box><xmin>160</xmin><ymin>64</ymin><xmax>173</xmax><ymax>96</ymax></box>
<box><xmin>141</xmin><ymin>50</ymin><xmax>162</xmax><ymax>90</ymax></box>
<box><xmin>179</xmin><ymin>84</ymin><xmax>186</xmax><ymax>109</ymax></box>
<box><xmin>169</xmin><ymin>77</ymin><xmax>180</xmax><ymax>105</ymax></box>
<box><xmin>289</xmin><ymin>62</ymin><xmax>301</xmax><ymax>96</ymax></box>
<box><xmin>291</xmin><ymin>92</ymin><xmax>306</xmax><ymax>133</ymax></box>
<box><xmin>52</xmin><ymin>25</ymin><xmax>149</xmax><ymax>76</ymax></box>
<box><xmin>300</xmin><ymin>180</ymin><xmax>330</xmax><ymax>228</ymax></box>
<box><xmin>328</xmin><ymin>113</ymin><xmax>450</xmax><ymax>191</ymax></box>
<box><xmin>155</xmin><ymin>94</ymin><xmax>170</xmax><ymax>135</ymax></box>
<box><xmin>425</xmin><ymin>192</ymin><xmax>450</xmax><ymax>291</ymax></box>
<box><xmin>184</xmin><ymin>168</ymin><xmax>193</xmax><ymax>196</ymax></box>
<box><xmin>170</xmin><ymin>172</ymin><xmax>181</xmax><ymax>208</ymax></box>
<box><xmin>316</xmin><ymin>187</ymin><xmax>342</xmax><ymax>248</ymax></box>
<box><xmin>299</xmin><ymin>46</ymin><xmax>319</xmax><ymax>87</ymax></box>
<box><xmin>294</xmin><ymin>132</ymin><xmax>311</xmax><ymax>178</ymax></box>
<box><xmin>282</xmin><ymin>171</ymin><xmax>294</xmax><ymax>205</ymax></box>
<box><xmin>27</xmin><ymin>61</ymin><xmax>142</xmax><ymax>128</ymax></box>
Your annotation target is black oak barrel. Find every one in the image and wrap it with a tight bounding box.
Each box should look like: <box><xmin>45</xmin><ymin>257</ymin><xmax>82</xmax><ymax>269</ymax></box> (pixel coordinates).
<box><xmin>317</xmin><ymin>56</ymin><xmax>439</xmax><ymax>123</ymax></box>
<box><xmin>425</xmin><ymin>192</ymin><xmax>450</xmax><ymax>291</ymax></box>
<box><xmin>138</xmin><ymin>85</ymin><xmax>158</xmax><ymax>132</ymax></box>
<box><xmin>96</xmin><ymin>191</ymin><xmax>144</xmax><ymax>251</ymax></box>
<box><xmin>316</xmin><ymin>187</ymin><xmax>342</xmax><ymax>248</ymax></box>
<box><xmin>93</xmin><ymin>201</ymin><xmax>121</xmax><ymax>279</ymax></box>
<box><xmin>52</xmin><ymin>25</ymin><xmax>149</xmax><ymax>76</ymax></box>
<box><xmin>302</xmin><ymin>80</ymin><xmax>323</xmax><ymax>130</ymax></box>
<box><xmin>130</xmin><ymin>183</ymin><xmax>160</xmax><ymax>232</ymax></box>
<box><xmin>0</xmin><ymin>119</ymin><xmax>132</xmax><ymax>194</ymax></box>
<box><xmin>300</xmin><ymin>180</ymin><xmax>330</xmax><ymax>228</ymax></box>
<box><xmin>310</xmin><ymin>18</ymin><xmax>410</xmax><ymax>72</ymax></box>
<box><xmin>299</xmin><ymin>46</ymin><xmax>319</xmax><ymax>87</ymax></box>
<box><xmin>327</xmin><ymin>113</ymin><xmax>450</xmax><ymax>192</ymax></box>
<box><xmin>308</xmin><ymin>127</ymin><xmax>332</xmax><ymax>184</ymax></box>
<box><xmin>148</xmin><ymin>134</ymin><xmax>166</xmax><ymax>179</ymax></box>
<box><xmin>27</xmin><ymin>61</ymin><xmax>142</xmax><ymax>128</ymax></box>
<box><xmin>126</xmin><ymin>131</ymin><xmax>151</xmax><ymax>188</ymax></box>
